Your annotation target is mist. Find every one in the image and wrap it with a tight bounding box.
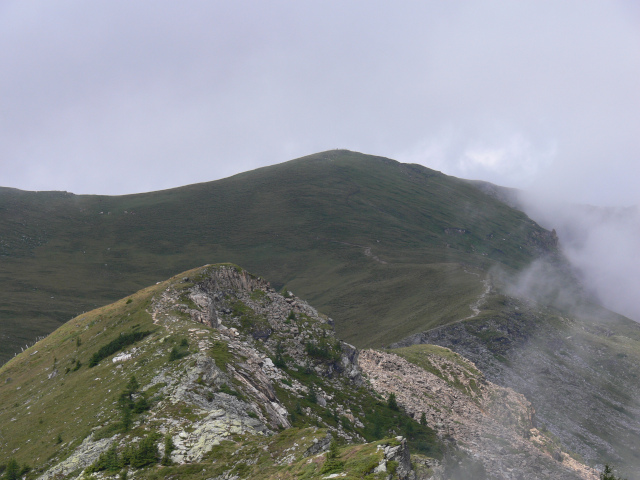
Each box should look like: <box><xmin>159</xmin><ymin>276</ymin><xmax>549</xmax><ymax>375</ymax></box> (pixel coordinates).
<box><xmin>2</xmin><ymin>1</ymin><xmax>638</xmax><ymax>207</ymax></box>
<box><xmin>512</xmin><ymin>193</ymin><xmax>640</xmax><ymax>322</ymax></box>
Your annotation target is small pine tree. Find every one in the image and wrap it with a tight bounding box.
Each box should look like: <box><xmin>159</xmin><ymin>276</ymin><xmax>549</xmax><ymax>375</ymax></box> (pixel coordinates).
<box><xmin>130</xmin><ymin>434</ymin><xmax>159</xmax><ymax>468</ymax></box>
<box><xmin>3</xmin><ymin>459</ymin><xmax>19</xmax><ymax>480</ymax></box>
<box><xmin>161</xmin><ymin>435</ymin><xmax>175</xmax><ymax>466</ymax></box>
<box><xmin>320</xmin><ymin>439</ymin><xmax>345</xmax><ymax>475</ymax></box>
<box><xmin>121</xmin><ymin>405</ymin><xmax>132</xmax><ymax>431</ymax></box>
<box><xmin>327</xmin><ymin>439</ymin><xmax>340</xmax><ymax>459</ymax></box>
<box><xmin>387</xmin><ymin>392</ymin><xmax>399</xmax><ymax>411</ymax></box>
<box><xmin>125</xmin><ymin>376</ymin><xmax>139</xmax><ymax>395</ymax></box>
<box><xmin>600</xmin><ymin>464</ymin><xmax>626</xmax><ymax>480</ymax></box>
<box><xmin>118</xmin><ymin>375</ymin><xmax>144</xmax><ymax>430</ymax></box>
<box><xmin>420</xmin><ymin>412</ymin><xmax>427</xmax><ymax>426</ymax></box>
<box><xmin>133</xmin><ymin>396</ymin><xmax>149</xmax><ymax>414</ymax></box>
<box><xmin>87</xmin><ymin>443</ymin><xmax>120</xmax><ymax>473</ymax></box>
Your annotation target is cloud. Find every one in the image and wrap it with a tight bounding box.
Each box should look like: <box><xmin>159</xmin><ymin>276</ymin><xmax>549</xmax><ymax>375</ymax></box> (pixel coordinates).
<box><xmin>518</xmin><ymin>193</ymin><xmax>640</xmax><ymax>322</ymax></box>
<box><xmin>458</xmin><ymin>134</ymin><xmax>556</xmax><ymax>185</ymax></box>
<box><xmin>0</xmin><ymin>0</ymin><xmax>638</xmax><ymax>205</ymax></box>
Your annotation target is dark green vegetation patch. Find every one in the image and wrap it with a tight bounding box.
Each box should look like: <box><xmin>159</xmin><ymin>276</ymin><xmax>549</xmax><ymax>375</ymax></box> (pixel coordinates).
<box><xmin>88</xmin><ymin>330</ymin><xmax>152</xmax><ymax>367</ymax></box>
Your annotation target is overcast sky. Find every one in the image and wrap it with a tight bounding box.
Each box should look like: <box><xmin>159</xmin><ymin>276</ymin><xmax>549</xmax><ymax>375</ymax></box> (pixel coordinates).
<box><xmin>2</xmin><ymin>0</ymin><xmax>639</xmax><ymax>206</ymax></box>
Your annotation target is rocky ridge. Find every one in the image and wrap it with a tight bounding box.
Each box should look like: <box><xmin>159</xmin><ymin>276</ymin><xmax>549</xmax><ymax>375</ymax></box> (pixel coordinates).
<box><xmin>358</xmin><ymin>348</ymin><xmax>598</xmax><ymax>480</ymax></box>
<box><xmin>1</xmin><ymin>264</ymin><xmax>609</xmax><ymax>480</ymax></box>
<box><xmin>391</xmin><ymin>294</ymin><xmax>640</xmax><ymax>478</ymax></box>
<box><xmin>15</xmin><ymin>264</ymin><xmax>442</xmax><ymax>480</ymax></box>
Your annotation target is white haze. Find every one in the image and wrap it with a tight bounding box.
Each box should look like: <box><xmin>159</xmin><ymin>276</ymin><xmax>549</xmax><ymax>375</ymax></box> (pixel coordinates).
<box><xmin>513</xmin><ymin>194</ymin><xmax>640</xmax><ymax>322</ymax></box>
<box><xmin>1</xmin><ymin>0</ymin><xmax>639</xmax><ymax>208</ymax></box>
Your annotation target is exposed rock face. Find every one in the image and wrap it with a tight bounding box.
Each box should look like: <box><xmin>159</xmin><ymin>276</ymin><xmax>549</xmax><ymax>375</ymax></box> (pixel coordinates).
<box><xmin>169</xmin><ymin>265</ymin><xmax>361</xmax><ymax>382</ymax></box>
<box><xmin>36</xmin><ymin>265</ymin><xmax>369</xmax><ymax>478</ymax></box>
<box><xmin>38</xmin><ymin>437</ymin><xmax>114</xmax><ymax>480</ymax></box>
<box><xmin>392</xmin><ymin>297</ymin><xmax>640</xmax><ymax>477</ymax></box>
<box><xmin>375</xmin><ymin>437</ymin><xmax>414</xmax><ymax>480</ymax></box>
<box><xmin>358</xmin><ymin>349</ymin><xmax>598</xmax><ymax>480</ymax></box>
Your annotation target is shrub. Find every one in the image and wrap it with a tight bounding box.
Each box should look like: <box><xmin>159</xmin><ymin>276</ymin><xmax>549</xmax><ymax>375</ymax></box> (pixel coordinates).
<box><xmin>89</xmin><ymin>331</ymin><xmax>152</xmax><ymax>367</ymax></box>
<box><xmin>218</xmin><ymin>384</ymin><xmax>243</xmax><ymax>399</ymax></box>
<box><xmin>601</xmin><ymin>465</ymin><xmax>627</xmax><ymax>480</ymax></box>
<box><xmin>387</xmin><ymin>392</ymin><xmax>399</xmax><ymax>411</ymax></box>
<box><xmin>305</xmin><ymin>339</ymin><xmax>341</xmax><ymax>362</ymax></box>
<box><xmin>168</xmin><ymin>346</ymin><xmax>188</xmax><ymax>361</ymax></box>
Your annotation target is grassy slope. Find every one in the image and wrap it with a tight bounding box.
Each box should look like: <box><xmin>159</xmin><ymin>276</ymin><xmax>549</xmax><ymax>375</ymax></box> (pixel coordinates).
<box><xmin>0</xmin><ymin>264</ymin><xmax>442</xmax><ymax>478</ymax></box>
<box><xmin>0</xmin><ymin>150</ymin><xmax>555</xmax><ymax>363</ymax></box>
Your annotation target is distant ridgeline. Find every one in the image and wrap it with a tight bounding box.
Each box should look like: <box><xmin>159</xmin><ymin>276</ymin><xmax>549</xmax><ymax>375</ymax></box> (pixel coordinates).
<box><xmin>0</xmin><ymin>150</ymin><xmax>558</xmax><ymax>363</ymax></box>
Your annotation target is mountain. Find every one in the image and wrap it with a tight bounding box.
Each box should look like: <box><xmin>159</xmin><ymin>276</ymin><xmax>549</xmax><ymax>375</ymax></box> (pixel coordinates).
<box><xmin>1</xmin><ymin>150</ymin><xmax>638</xmax><ymax>476</ymax></box>
<box><xmin>0</xmin><ymin>264</ymin><xmax>601</xmax><ymax>479</ymax></box>
<box><xmin>0</xmin><ymin>150</ymin><xmax>558</xmax><ymax>363</ymax></box>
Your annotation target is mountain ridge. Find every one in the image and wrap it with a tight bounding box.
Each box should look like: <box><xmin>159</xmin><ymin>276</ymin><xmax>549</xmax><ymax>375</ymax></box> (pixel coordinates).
<box><xmin>2</xmin><ymin>150</ymin><xmax>638</xmax><ymax>476</ymax></box>
<box><xmin>0</xmin><ymin>150</ymin><xmax>559</xmax><ymax>363</ymax></box>
<box><xmin>0</xmin><ymin>264</ymin><xmax>601</xmax><ymax>480</ymax></box>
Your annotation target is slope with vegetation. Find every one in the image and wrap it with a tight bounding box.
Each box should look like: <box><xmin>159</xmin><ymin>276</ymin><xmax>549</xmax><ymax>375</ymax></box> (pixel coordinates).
<box><xmin>0</xmin><ymin>150</ymin><xmax>558</xmax><ymax>363</ymax></box>
<box><xmin>0</xmin><ymin>264</ymin><xmax>449</xmax><ymax>479</ymax></box>
<box><xmin>1</xmin><ymin>150</ymin><xmax>637</xmax><ymax>477</ymax></box>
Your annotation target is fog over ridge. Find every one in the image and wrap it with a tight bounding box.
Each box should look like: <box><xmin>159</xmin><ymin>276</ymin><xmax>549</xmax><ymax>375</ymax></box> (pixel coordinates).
<box><xmin>509</xmin><ymin>192</ymin><xmax>640</xmax><ymax>323</ymax></box>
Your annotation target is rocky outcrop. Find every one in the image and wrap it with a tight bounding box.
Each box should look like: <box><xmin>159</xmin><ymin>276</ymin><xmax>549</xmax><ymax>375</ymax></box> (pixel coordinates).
<box><xmin>37</xmin><ymin>436</ymin><xmax>114</xmax><ymax>480</ymax></box>
<box><xmin>374</xmin><ymin>437</ymin><xmax>415</xmax><ymax>480</ymax></box>
<box><xmin>40</xmin><ymin>264</ymin><xmax>366</xmax><ymax>477</ymax></box>
<box><xmin>358</xmin><ymin>349</ymin><xmax>598</xmax><ymax>480</ymax></box>
<box><xmin>391</xmin><ymin>297</ymin><xmax>640</xmax><ymax>477</ymax></box>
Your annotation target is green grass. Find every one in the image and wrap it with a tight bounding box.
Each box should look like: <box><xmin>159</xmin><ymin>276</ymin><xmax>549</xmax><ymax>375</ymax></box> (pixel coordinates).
<box><xmin>0</xmin><ymin>150</ymin><xmax>557</xmax><ymax>362</ymax></box>
<box><xmin>0</xmin><ymin>281</ymin><xmax>165</xmax><ymax>472</ymax></box>
<box><xmin>0</xmin><ymin>263</ymin><xmax>446</xmax><ymax>477</ymax></box>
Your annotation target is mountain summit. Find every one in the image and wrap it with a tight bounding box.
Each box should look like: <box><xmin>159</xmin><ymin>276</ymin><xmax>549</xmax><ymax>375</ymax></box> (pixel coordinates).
<box><xmin>1</xmin><ymin>150</ymin><xmax>557</xmax><ymax>361</ymax></box>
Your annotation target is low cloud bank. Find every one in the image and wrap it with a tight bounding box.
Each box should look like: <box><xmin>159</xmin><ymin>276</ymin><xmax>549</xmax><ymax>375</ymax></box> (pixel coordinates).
<box><xmin>518</xmin><ymin>193</ymin><xmax>640</xmax><ymax>321</ymax></box>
